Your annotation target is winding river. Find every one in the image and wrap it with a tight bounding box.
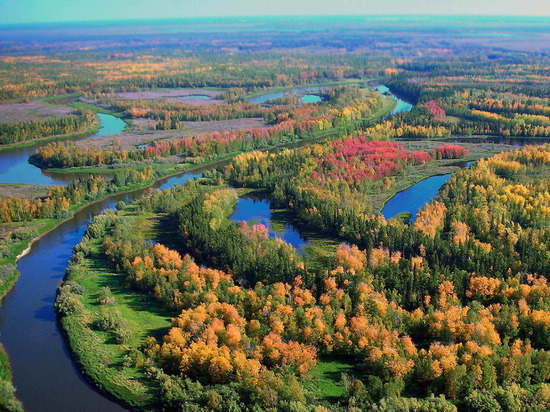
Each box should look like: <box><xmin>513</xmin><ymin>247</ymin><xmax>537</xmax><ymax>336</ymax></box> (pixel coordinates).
<box><xmin>0</xmin><ymin>113</ymin><xmax>133</xmax><ymax>411</ymax></box>
<box><xmin>0</xmin><ymin>87</ymin><xmax>419</xmax><ymax>410</ymax></box>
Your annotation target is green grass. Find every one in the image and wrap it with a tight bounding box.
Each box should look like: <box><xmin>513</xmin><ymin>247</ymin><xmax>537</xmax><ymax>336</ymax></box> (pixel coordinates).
<box><xmin>0</xmin><ymin>345</ymin><xmax>12</xmax><ymax>382</ymax></box>
<box><xmin>0</xmin><ymin>218</ymin><xmax>59</xmax><ymax>299</ymax></box>
<box><xmin>306</xmin><ymin>357</ymin><xmax>356</xmax><ymax>401</ymax></box>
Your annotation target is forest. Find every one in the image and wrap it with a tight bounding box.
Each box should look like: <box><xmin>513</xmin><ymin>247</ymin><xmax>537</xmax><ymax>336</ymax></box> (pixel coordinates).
<box><xmin>1</xmin><ymin>16</ymin><xmax>550</xmax><ymax>412</ymax></box>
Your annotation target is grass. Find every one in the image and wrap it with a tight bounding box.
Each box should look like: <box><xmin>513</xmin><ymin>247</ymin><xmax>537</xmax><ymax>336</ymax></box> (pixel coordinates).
<box><xmin>306</xmin><ymin>356</ymin><xmax>357</xmax><ymax>402</ymax></box>
<box><xmin>0</xmin><ymin>344</ymin><xmax>12</xmax><ymax>382</ymax></box>
<box><xmin>0</xmin><ymin>218</ymin><xmax>59</xmax><ymax>299</ymax></box>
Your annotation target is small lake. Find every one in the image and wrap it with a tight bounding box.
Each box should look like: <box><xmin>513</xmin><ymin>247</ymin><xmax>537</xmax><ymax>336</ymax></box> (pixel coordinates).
<box><xmin>247</xmin><ymin>86</ymin><xmax>323</xmax><ymax>105</ymax></box>
<box><xmin>375</xmin><ymin>85</ymin><xmax>414</xmax><ymax>115</ymax></box>
<box><xmin>0</xmin><ymin>113</ymin><xmax>125</xmax><ymax>186</ymax></box>
<box><xmin>381</xmin><ymin>174</ymin><xmax>452</xmax><ymax>224</ymax></box>
<box><xmin>230</xmin><ymin>193</ymin><xmax>309</xmax><ymax>253</ymax></box>
<box><xmin>300</xmin><ymin>94</ymin><xmax>323</xmax><ymax>103</ymax></box>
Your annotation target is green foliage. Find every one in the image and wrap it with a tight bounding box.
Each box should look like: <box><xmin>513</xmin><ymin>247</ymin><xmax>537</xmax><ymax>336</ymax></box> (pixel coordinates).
<box><xmin>0</xmin><ymin>380</ymin><xmax>23</xmax><ymax>412</ymax></box>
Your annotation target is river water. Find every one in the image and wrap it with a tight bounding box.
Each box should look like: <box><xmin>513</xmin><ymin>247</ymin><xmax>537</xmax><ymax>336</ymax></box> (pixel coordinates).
<box><xmin>0</xmin><ymin>113</ymin><xmax>130</xmax><ymax>411</ymax></box>
<box><xmin>0</xmin><ymin>113</ymin><xmax>126</xmax><ymax>186</ymax></box>
<box><xmin>374</xmin><ymin>85</ymin><xmax>414</xmax><ymax>115</ymax></box>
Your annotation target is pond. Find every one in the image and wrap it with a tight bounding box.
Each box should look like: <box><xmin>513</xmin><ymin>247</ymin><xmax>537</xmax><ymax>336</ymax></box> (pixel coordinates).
<box><xmin>247</xmin><ymin>86</ymin><xmax>323</xmax><ymax>105</ymax></box>
<box><xmin>183</xmin><ymin>94</ymin><xmax>211</xmax><ymax>99</ymax></box>
<box><xmin>230</xmin><ymin>193</ymin><xmax>309</xmax><ymax>253</ymax></box>
<box><xmin>300</xmin><ymin>94</ymin><xmax>323</xmax><ymax>103</ymax></box>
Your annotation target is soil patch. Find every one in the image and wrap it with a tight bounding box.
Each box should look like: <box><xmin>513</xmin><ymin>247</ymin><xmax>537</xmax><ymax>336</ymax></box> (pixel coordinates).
<box><xmin>0</xmin><ymin>102</ymin><xmax>72</xmax><ymax>123</ymax></box>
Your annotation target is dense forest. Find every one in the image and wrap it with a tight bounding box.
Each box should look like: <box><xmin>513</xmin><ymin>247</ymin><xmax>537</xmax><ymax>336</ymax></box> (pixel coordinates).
<box><xmin>58</xmin><ymin>145</ymin><xmax>550</xmax><ymax>411</ymax></box>
<box><xmin>2</xmin><ymin>16</ymin><xmax>550</xmax><ymax>412</ymax></box>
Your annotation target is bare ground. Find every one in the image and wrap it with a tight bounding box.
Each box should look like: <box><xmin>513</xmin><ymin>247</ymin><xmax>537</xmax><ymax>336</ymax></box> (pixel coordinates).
<box><xmin>0</xmin><ymin>102</ymin><xmax>72</xmax><ymax>124</ymax></box>
<box><xmin>0</xmin><ymin>184</ymin><xmax>49</xmax><ymax>199</ymax></box>
<box><xmin>110</xmin><ymin>89</ymin><xmax>224</xmax><ymax>105</ymax></box>
<box><xmin>78</xmin><ymin>117</ymin><xmax>267</xmax><ymax>150</ymax></box>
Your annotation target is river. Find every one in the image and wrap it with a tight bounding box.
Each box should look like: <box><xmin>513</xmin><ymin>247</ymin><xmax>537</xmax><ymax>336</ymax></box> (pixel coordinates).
<box><xmin>0</xmin><ymin>113</ymin><xmax>126</xmax><ymax>186</ymax></box>
<box><xmin>0</xmin><ymin>92</ymin><xmax>417</xmax><ymax>410</ymax></box>
<box><xmin>374</xmin><ymin>85</ymin><xmax>414</xmax><ymax>115</ymax></box>
<box><xmin>0</xmin><ymin>112</ymin><xmax>130</xmax><ymax>411</ymax></box>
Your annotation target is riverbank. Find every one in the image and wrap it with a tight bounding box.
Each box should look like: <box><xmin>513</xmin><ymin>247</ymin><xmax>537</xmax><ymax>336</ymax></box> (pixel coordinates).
<box><xmin>57</xmin><ymin>206</ymin><xmax>172</xmax><ymax>410</ymax></box>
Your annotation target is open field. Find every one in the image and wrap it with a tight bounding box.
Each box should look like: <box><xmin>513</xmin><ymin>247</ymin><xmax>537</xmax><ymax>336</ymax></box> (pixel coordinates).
<box><xmin>112</xmin><ymin>88</ymin><xmax>223</xmax><ymax>104</ymax></box>
<box><xmin>0</xmin><ymin>102</ymin><xmax>72</xmax><ymax>123</ymax></box>
<box><xmin>0</xmin><ymin>183</ymin><xmax>49</xmax><ymax>199</ymax></box>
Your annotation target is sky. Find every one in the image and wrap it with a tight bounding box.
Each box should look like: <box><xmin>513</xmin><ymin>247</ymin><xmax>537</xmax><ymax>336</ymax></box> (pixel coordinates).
<box><xmin>1</xmin><ymin>0</ymin><xmax>550</xmax><ymax>24</ymax></box>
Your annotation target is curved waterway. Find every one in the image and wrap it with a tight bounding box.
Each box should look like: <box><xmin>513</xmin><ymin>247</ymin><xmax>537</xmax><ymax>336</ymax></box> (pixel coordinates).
<box><xmin>0</xmin><ymin>113</ymin><xmax>125</xmax><ymax>185</ymax></box>
<box><xmin>0</xmin><ymin>165</ymin><xmax>205</xmax><ymax>411</ymax></box>
<box><xmin>375</xmin><ymin>85</ymin><xmax>414</xmax><ymax>115</ymax></box>
<box><xmin>0</xmin><ymin>112</ymin><xmax>131</xmax><ymax>411</ymax></box>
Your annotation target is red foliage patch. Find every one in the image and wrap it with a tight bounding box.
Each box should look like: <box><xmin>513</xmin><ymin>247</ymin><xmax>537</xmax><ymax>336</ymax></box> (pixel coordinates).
<box><xmin>315</xmin><ymin>138</ymin><xmax>433</xmax><ymax>185</ymax></box>
<box><xmin>421</xmin><ymin>100</ymin><xmax>446</xmax><ymax>121</ymax></box>
<box><xmin>434</xmin><ymin>144</ymin><xmax>468</xmax><ymax>159</ymax></box>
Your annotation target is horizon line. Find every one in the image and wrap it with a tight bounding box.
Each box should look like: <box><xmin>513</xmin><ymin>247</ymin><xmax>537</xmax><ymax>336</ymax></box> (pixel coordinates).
<box><xmin>1</xmin><ymin>14</ymin><xmax>549</xmax><ymax>27</ymax></box>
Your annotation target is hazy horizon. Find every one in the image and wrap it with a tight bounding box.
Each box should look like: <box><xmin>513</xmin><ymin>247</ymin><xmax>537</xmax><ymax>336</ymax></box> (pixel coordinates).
<box><xmin>1</xmin><ymin>14</ymin><xmax>549</xmax><ymax>28</ymax></box>
<box><xmin>2</xmin><ymin>0</ymin><xmax>550</xmax><ymax>25</ymax></box>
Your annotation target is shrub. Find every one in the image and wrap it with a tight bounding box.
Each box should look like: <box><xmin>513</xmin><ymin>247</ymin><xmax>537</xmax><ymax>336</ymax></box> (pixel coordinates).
<box><xmin>55</xmin><ymin>292</ymin><xmax>83</xmax><ymax>316</ymax></box>
<box><xmin>98</xmin><ymin>286</ymin><xmax>115</xmax><ymax>305</ymax></box>
<box><xmin>92</xmin><ymin>311</ymin><xmax>125</xmax><ymax>331</ymax></box>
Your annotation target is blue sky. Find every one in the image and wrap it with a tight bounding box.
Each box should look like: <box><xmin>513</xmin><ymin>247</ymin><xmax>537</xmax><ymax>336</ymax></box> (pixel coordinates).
<box><xmin>1</xmin><ymin>0</ymin><xmax>550</xmax><ymax>24</ymax></box>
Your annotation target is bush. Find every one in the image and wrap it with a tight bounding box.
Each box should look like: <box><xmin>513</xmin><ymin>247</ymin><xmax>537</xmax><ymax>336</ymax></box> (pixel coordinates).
<box><xmin>114</xmin><ymin>327</ymin><xmax>133</xmax><ymax>344</ymax></box>
<box><xmin>92</xmin><ymin>311</ymin><xmax>125</xmax><ymax>331</ymax></box>
<box><xmin>0</xmin><ymin>265</ymin><xmax>16</xmax><ymax>284</ymax></box>
<box><xmin>98</xmin><ymin>286</ymin><xmax>115</xmax><ymax>305</ymax></box>
<box><xmin>0</xmin><ymin>380</ymin><xmax>24</xmax><ymax>412</ymax></box>
<box><xmin>55</xmin><ymin>292</ymin><xmax>83</xmax><ymax>316</ymax></box>
<box><xmin>65</xmin><ymin>281</ymin><xmax>86</xmax><ymax>295</ymax></box>
<box><xmin>434</xmin><ymin>144</ymin><xmax>468</xmax><ymax>160</ymax></box>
